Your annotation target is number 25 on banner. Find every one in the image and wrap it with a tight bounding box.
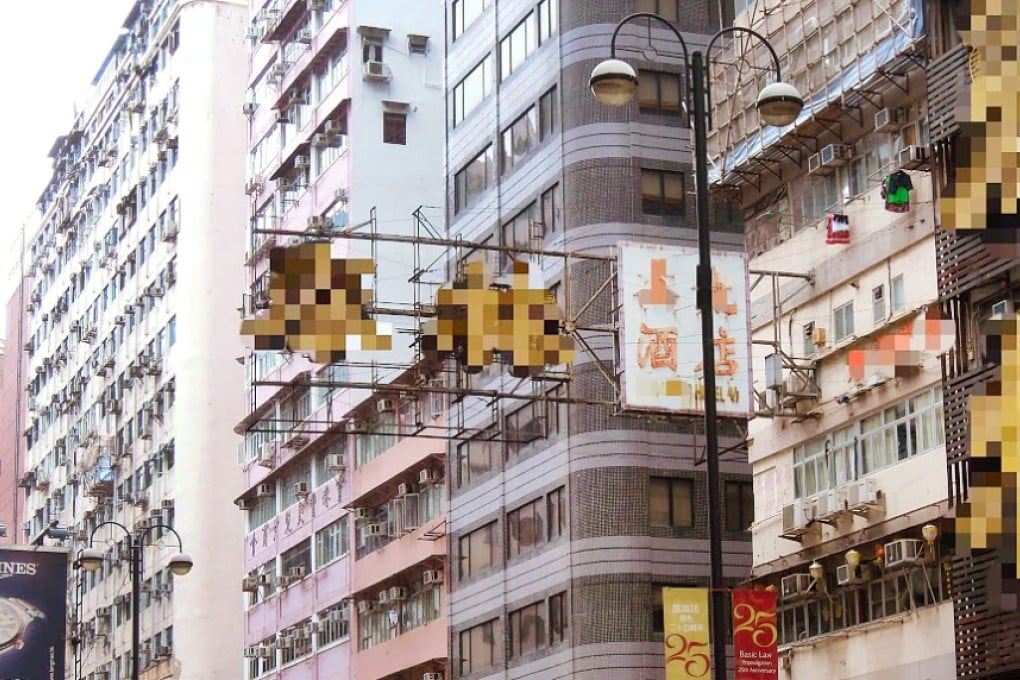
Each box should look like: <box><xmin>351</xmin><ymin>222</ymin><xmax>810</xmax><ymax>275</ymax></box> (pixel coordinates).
<box><xmin>666</xmin><ymin>634</ymin><xmax>711</xmax><ymax>678</ymax></box>
<box><xmin>732</xmin><ymin>589</ymin><xmax>779</xmax><ymax>680</ymax></box>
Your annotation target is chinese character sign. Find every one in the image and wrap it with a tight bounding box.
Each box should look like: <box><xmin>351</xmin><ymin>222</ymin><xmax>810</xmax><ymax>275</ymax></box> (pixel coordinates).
<box><xmin>732</xmin><ymin>589</ymin><xmax>778</xmax><ymax>680</ymax></box>
<box><xmin>0</xmin><ymin>546</ymin><xmax>68</xmax><ymax>680</ymax></box>
<box><xmin>663</xmin><ymin>587</ymin><xmax>712</xmax><ymax>680</ymax></box>
<box><xmin>239</xmin><ymin>243</ymin><xmax>393</xmax><ymax>363</ymax></box>
<box><xmin>620</xmin><ymin>243</ymin><xmax>752</xmax><ymax>416</ymax></box>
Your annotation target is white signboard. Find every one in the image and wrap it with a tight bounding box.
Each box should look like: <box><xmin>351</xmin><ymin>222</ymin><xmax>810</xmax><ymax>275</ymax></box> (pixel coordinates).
<box><xmin>619</xmin><ymin>242</ymin><xmax>752</xmax><ymax>417</ymax></box>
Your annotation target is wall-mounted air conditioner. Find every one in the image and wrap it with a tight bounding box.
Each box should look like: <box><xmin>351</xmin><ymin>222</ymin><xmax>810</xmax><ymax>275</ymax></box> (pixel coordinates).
<box><xmin>884</xmin><ymin>538</ymin><xmax>925</xmax><ymax>569</ymax></box>
<box><xmin>898</xmin><ymin>145</ymin><xmax>928</xmax><ymax>169</ymax></box>
<box><xmin>781</xmin><ymin>498</ymin><xmax>814</xmax><ymax>537</ymax></box>
<box><xmin>325</xmin><ymin>453</ymin><xmax>346</xmax><ymax>474</ymax></box>
<box><xmin>820</xmin><ymin>143</ymin><xmax>852</xmax><ymax>167</ymax></box>
<box><xmin>990</xmin><ymin>299</ymin><xmax>1016</xmax><ymax>320</ymax></box>
<box><xmin>813</xmin><ymin>487</ymin><xmax>847</xmax><ymax>522</ymax></box>
<box><xmin>781</xmin><ymin>573</ymin><xmax>815</xmax><ymax>601</ymax></box>
<box><xmin>256</xmin><ymin>482</ymin><xmax>274</xmax><ymax>498</ymax></box>
<box><xmin>846</xmin><ymin>478</ymin><xmax>880</xmax><ymax>513</ymax></box>
<box><xmin>874</xmin><ymin>108</ymin><xmax>899</xmax><ymax>132</ymax></box>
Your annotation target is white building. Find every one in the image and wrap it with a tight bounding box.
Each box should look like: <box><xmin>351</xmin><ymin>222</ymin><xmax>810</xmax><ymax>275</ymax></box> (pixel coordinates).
<box><xmin>20</xmin><ymin>1</ymin><xmax>248</xmax><ymax>677</ymax></box>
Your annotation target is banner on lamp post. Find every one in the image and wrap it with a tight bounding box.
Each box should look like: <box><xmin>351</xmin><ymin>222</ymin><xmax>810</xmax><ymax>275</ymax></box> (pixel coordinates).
<box><xmin>662</xmin><ymin>587</ymin><xmax>712</xmax><ymax>680</ymax></box>
<box><xmin>732</xmin><ymin>589</ymin><xmax>779</xmax><ymax>679</ymax></box>
<box><xmin>0</xmin><ymin>546</ymin><xmax>68</xmax><ymax>680</ymax></box>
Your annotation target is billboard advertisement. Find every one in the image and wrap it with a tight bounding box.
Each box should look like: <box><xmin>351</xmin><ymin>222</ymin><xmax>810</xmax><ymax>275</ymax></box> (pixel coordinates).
<box><xmin>0</xmin><ymin>546</ymin><xmax>68</xmax><ymax>680</ymax></box>
<box><xmin>662</xmin><ymin>587</ymin><xmax>712</xmax><ymax>679</ymax></box>
<box><xmin>732</xmin><ymin>589</ymin><xmax>778</xmax><ymax>679</ymax></box>
<box><xmin>620</xmin><ymin>243</ymin><xmax>752</xmax><ymax>416</ymax></box>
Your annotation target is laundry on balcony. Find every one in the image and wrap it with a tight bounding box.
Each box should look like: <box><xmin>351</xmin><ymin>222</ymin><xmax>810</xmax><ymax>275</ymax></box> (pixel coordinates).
<box><xmin>825</xmin><ymin>213</ymin><xmax>850</xmax><ymax>245</ymax></box>
<box><xmin>882</xmin><ymin>170</ymin><xmax>914</xmax><ymax>213</ymax></box>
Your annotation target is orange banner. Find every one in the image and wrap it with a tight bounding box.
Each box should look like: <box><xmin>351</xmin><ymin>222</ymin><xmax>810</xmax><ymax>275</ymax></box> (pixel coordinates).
<box><xmin>732</xmin><ymin>589</ymin><xmax>779</xmax><ymax>679</ymax></box>
<box><xmin>663</xmin><ymin>587</ymin><xmax>712</xmax><ymax>680</ymax></box>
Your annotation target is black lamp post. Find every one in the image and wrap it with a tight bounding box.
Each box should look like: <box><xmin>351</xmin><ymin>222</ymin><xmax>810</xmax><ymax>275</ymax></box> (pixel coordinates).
<box><xmin>590</xmin><ymin>13</ymin><xmax>803</xmax><ymax>678</ymax></box>
<box><xmin>78</xmin><ymin>521</ymin><xmax>193</xmax><ymax>680</ymax></box>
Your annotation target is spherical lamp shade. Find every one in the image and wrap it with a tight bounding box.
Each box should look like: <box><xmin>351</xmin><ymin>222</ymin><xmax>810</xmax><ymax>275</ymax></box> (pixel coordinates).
<box><xmin>809</xmin><ymin>561</ymin><xmax>824</xmax><ymax>582</ymax></box>
<box><xmin>922</xmin><ymin>523</ymin><xmax>939</xmax><ymax>544</ymax></box>
<box><xmin>168</xmin><ymin>552</ymin><xmax>194</xmax><ymax>576</ymax></box>
<box><xmin>590</xmin><ymin>59</ymin><xmax>639</xmax><ymax>107</ymax></box>
<box><xmin>756</xmin><ymin>81</ymin><xmax>804</xmax><ymax>127</ymax></box>
<box><xmin>79</xmin><ymin>547</ymin><xmax>106</xmax><ymax>572</ymax></box>
<box><xmin>845</xmin><ymin>549</ymin><xmax>861</xmax><ymax>568</ymax></box>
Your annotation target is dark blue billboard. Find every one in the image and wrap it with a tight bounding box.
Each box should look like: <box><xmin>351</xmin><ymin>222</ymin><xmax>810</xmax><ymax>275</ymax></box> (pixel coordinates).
<box><xmin>0</xmin><ymin>547</ymin><xmax>67</xmax><ymax>680</ymax></box>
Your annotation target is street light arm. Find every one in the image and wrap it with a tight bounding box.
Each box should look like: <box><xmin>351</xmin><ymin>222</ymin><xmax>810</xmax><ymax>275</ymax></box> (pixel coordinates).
<box><xmin>706</xmin><ymin>26</ymin><xmax>783</xmax><ymax>80</ymax></box>
<box><xmin>138</xmin><ymin>523</ymin><xmax>187</xmax><ymax>552</ymax></box>
<box><xmin>87</xmin><ymin>520</ymin><xmax>132</xmax><ymax>547</ymax></box>
<box><xmin>608</xmin><ymin>12</ymin><xmax>690</xmax><ymax>68</ymax></box>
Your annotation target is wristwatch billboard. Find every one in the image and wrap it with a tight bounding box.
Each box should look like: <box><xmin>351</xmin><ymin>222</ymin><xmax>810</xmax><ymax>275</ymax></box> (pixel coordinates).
<box><xmin>0</xmin><ymin>597</ymin><xmax>44</xmax><ymax>653</ymax></box>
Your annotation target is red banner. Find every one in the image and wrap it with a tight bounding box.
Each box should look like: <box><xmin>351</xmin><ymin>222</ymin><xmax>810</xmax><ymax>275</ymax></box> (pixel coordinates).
<box><xmin>732</xmin><ymin>589</ymin><xmax>778</xmax><ymax>679</ymax></box>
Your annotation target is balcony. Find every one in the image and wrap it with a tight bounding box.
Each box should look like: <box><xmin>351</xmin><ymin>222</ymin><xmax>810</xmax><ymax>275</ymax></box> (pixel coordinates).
<box><xmin>354</xmin><ymin>617</ymin><xmax>446</xmax><ymax>679</ymax></box>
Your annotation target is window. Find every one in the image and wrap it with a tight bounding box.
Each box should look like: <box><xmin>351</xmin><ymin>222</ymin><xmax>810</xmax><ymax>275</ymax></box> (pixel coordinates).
<box><xmin>873</xmin><ymin>285</ymin><xmax>886</xmax><ymax>325</ymax></box>
<box><xmin>541</xmin><ymin>183</ymin><xmax>560</xmax><ymax>233</ymax></box>
<box><xmin>536</xmin><ymin>0</ymin><xmax>558</xmax><ymax>43</ymax></box>
<box><xmin>834</xmin><ymin>301</ymin><xmax>854</xmax><ymax>341</ymax></box>
<box><xmin>452</xmin><ymin>0</ymin><xmax>488</xmax><ymax>40</ymax></box>
<box><xmin>247</xmin><ymin>493</ymin><xmax>277</xmax><ymax>532</ymax></box>
<box><xmin>891</xmin><ymin>274</ymin><xmax>906</xmax><ymax>313</ymax></box>
<box><xmin>539</xmin><ymin>88</ymin><xmax>557</xmax><ymax>140</ymax></box>
<box><xmin>803</xmin><ymin>322</ymin><xmax>816</xmax><ymax>356</ymax></box>
<box><xmin>793</xmin><ymin>437</ymin><xmax>827</xmax><ymax>498</ymax></box>
<box><xmin>281</xmin><ymin>539</ymin><xmax>311</xmax><ymax>578</ymax></box>
<box><xmin>500</xmin><ymin>13</ymin><xmax>537</xmax><ymax>82</ymax></box>
<box><xmin>637</xmin><ymin>0</ymin><xmax>680</xmax><ymax>21</ymax></box>
<box><xmin>504</xmin><ymin>400</ymin><xmax>547</xmax><ymax>457</ymax></box>
<box><xmin>547</xmin><ymin>486</ymin><xmax>566</xmax><ymax>540</ymax></box>
<box><xmin>280</xmin><ymin>462</ymin><xmax>312</xmax><ymax>507</ymax></box>
<box><xmin>457</xmin><ymin>426</ymin><xmax>498</xmax><ymax>487</ymax></box>
<box><xmin>383</xmin><ymin>112</ymin><xmax>406</xmax><ymax>145</ymax></box>
<box><xmin>649</xmin><ymin>477</ymin><xmax>693</xmax><ymax>528</ymax></box>
<box><xmin>454</xmin><ymin>145</ymin><xmax>496</xmax><ymax>214</ymax></box>
<box><xmin>549</xmin><ymin>592</ymin><xmax>568</xmax><ymax>644</ymax></box>
<box><xmin>638</xmin><ymin>70</ymin><xmax>683</xmax><ymax>115</ymax></box>
<box><xmin>509</xmin><ymin>601</ymin><xmax>546</xmax><ymax>658</ymax></box>
<box><xmin>501</xmin><ymin>88</ymin><xmax>557</xmax><ymax>174</ymax></box>
<box><xmin>314</xmin><ymin>515</ymin><xmax>349</xmax><ymax>568</ymax></box>
<box><xmin>508</xmin><ymin>497</ymin><xmax>546</xmax><ymax>558</ymax></box>
<box><xmin>317</xmin><ymin>603</ymin><xmax>349</xmax><ymax>646</ymax></box>
<box><xmin>453</xmin><ymin>56</ymin><xmax>494</xmax><ymax>125</ymax></box>
<box><xmin>641</xmin><ymin>169</ymin><xmax>685</xmax><ymax>216</ymax></box>
<box><xmin>459</xmin><ymin>522</ymin><xmax>499</xmax><ymax>579</ymax></box>
<box><xmin>460</xmin><ymin>620</ymin><xmax>496</xmax><ymax>675</ymax></box>
<box><xmin>725</xmin><ymin>481</ymin><xmax>754</xmax><ymax>531</ymax></box>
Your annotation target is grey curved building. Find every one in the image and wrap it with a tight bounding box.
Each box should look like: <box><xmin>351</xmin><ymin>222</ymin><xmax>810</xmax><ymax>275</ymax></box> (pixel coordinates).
<box><xmin>444</xmin><ymin>1</ymin><xmax>751</xmax><ymax>677</ymax></box>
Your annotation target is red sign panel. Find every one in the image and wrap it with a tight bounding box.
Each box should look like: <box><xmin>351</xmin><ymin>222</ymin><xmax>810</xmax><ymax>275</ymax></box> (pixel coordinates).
<box><xmin>732</xmin><ymin>589</ymin><xmax>778</xmax><ymax>680</ymax></box>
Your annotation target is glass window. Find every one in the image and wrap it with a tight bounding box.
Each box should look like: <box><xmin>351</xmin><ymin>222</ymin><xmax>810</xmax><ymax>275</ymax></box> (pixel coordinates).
<box><xmin>500</xmin><ymin>12</ymin><xmax>538</xmax><ymax>81</ymax></box>
<box><xmin>803</xmin><ymin>322</ymin><xmax>816</xmax><ymax>356</ymax></box>
<box><xmin>459</xmin><ymin>522</ymin><xmax>499</xmax><ymax>579</ymax></box>
<box><xmin>281</xmin><ymin>539</ymin><xmax>311</xmax><ymax>577</ymax></box>
<box><xmin>383</xmin><ymin>112</ymin><xmax>406</xmax><ymax>145</ymax></box>
<box><xmin>452</xmin><ymin>0</ymin><xmax>489</xmax><ymax>40</ymax></box>
<box><xmin>793</xmin><ymin>438</ymin><xmax>827</xmax><ymax>497</ymax></box>
<box><xmin>891</xmin><ymin>274</ymin><xmax>906</xmax><ymax>313</ymax></box>
<box><xmin>454</xmin><ymin>145</ymin><xmax>495</xmax><ymax>214</ymax></box>
<box><xmin>873</xmin><ymin>285</ymin><xmax>885</xmax><ymax>325</ymax></box>
<box><xmin>460</xmin><ymin>620</ymin><xmax>496</xmax><ymax>675</ymax></box>
<box><xmin>549</xmin><ymin>592</ymin><xmax>568</xmax><ymax>645</ymax></box>
<box><xmin>834</xmin><ymin>301</ymin><xmax>855</xmax><ymax>341</ymax></box>
<box><xmin>638</xmin><ymin>70</ymin><xmax>683</xmax><ymax>115</ymax></box>
<box><xmin>314</xmin><ymin>515</ymin><xmax>349</xmax><ymax>568</ymax></box>
<box><xmin>641</xmin><ymin>169</ymin><xmax>685</xmax><ymax>216</ymax></box>
<box><xmin>725</xmin><ymin>481</ymin><xmax>754</xmax><ymax>531</ymax></box>
<box><xmin>637</xmin><ymin>0</ymin><xmax>680</xmax><ymax>21</ymax></box>
<box><xmin>457</xmin><ymin>426</ymin><xmax>498</xmax><ymax>487</ymax></box>
<box><xmin>453</xmin><ymin>56</ymin><xmax>494</xmax><ymax>125</ymax></box>
<box><xmin>508</xmin><ymin>497</ymin><xmax>546</xmax><ymax>557</ymax></box>
<box><xmin>547</xmin><ymin>486</ymin><xmax>566</xmax><ymax>540</ymax></box>
<box><xmin>317</xmin><ymin>603</ymin><xmax>349</xmax><ymax>646</ymax></box>
<box><xmin>509</xmin><ymin>601</ymin><xmax>546</xmax><ymax>658</ymax></box>
<box><xmin>649</xmin><ymin>477</ymin><xmax>694</xmax><ymax>527</ymax></box>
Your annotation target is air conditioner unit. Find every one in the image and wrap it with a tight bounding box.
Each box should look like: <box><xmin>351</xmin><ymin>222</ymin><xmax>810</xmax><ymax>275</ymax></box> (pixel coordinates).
<box><xmin>311</xmin><ymin>133</ymin><xmax>329</xmax><ymax>147</ymax></box>
<box><xmin>397</xmin><ymin>482</ymin><xmax>414</xmax><ymax>496</ymax></box>
<box><xmin>781</xmin><ymin>573</ymin><xmax>815</xmax><ymax>601</ymax></box>
<box><xmin>256</xmin><ymin>646</ymin><xmax>275</xmax><ymax>657</ymax></box>
<box><xmin>812</xmin><ymin>327</ymin><xmax>827</xmax><ymax>347</ymax></box>
<box><xmin>389</xmin><ymin>586</ymin><xmax>409</xmax><ymax>601</ymax></box>
<box><xmin>363</xmin><ymin>523</ymin><xmax>386</xmax><ymax>537</ymax></box>
<box><xmin>363</xmin><ymin>60</ymin><xmax>392</xmax><ymax>81</ymax></box>
<box><xmin>354</xmin><ymin>507</ymin><xmax>372</xmax><ymax>521</ymax></box>
<box><xmin>257</xmin><ymin>482</ymin><xmax>274</xmax><ymax>498</ymax></box>
<box><xmin>377</xmin><ymin>398</ymin><xmax>395</xmax><ymax>412</ymax></box>
<box><xmin>781</xmin><ymin>498</ymin><xmax>814</xmax><ymax>537</ymax></box>
<box><xmin>307</xmin><ymin>215</ymin><xmax>331</xmax><ymax>231</ymax></box>
<box><xmin>898</xmin><ymin>145</ymin><xmax>927</xmax><ymax>169</ymax></box>
<box><xmin>294</xmin><ymin>155</ymin><xmax>309</xmax><ymax>168</ymax></box>
<box><xmin>244</xmin><ymin>178</ymin><xmax>262</xmax><ymax>196</ymax></box>
<box><xmin>419</xmin><ymin>468</ymin><xmax>439</xmax><ymax>485</ymax></box>
<box><xmin>257</xmin><ymin>443</ymin><xmax>275</xmax><ymax>468</ymax></box>
<box><xmin>294</xmin><ymin>481</ymin><xmax>309</xmax><ymax>499</ymax></box>
<box><xmin>813</xmin><ymin>487</ymin><xmax>847</xmax><ymax>521</ymax></box>
<box><xmin>847</xmin><ymin>478</ymin><xmax>880</xmax><ymax>512</ymax></box>
<box><xmin>241</xmin><ymin>576</ymin><xmax>259</xmax><ymax>592</ymax></box>
<box><xmin>423</xmin><ymin>673</ymin><xmax>444</xmax><ymax>680</ymax></box>
<box><xmin>288</xmin><ymin>566</ymin><xmax>306</xmax><ymax>578</ymax></box>
<box><xmin>243</xmin><ymin>646</ymin><xmax>261</xmax><ymax>658</ymax></box>
<box><xmin>874</xmin><ymin>108</ymin><xmax>899</xmax><ymax>132</ymax></box>
<box><xmin>820</xmin><ymin>143</ymin><xmax>852</xmax><ymax>167</ymax></box>
<box><xmin>236</xmin><ymin>498</ymin><xmax>253</xmax><ymax>510</ymax></box>
<box><xmin>836</xmin><ymin>563</ymin><xmax>874</xmax><ymax>586</ymax></box>
<box><xmin>242</xmin><ymin>102</ymin><xmax>257</xmax><ymax>116</ymax></box>
<box><xmin>377</xmin><ymin>590</ymin><xmax>389</xmax><ymax>604</ymax></box>
<box><xmin>783</xmin><ymin>373</ymin><xmax>820</xmax><ymax>401</ymax></box>
<box><xmin>297</xmin><ymin>28</ymin><xmax>313</xmax><ymax>44</ymax></box>
<box><xmin>357</xmin><ymin>600</ymin><xmax>375</xmax><ymax>614</ymax></box>
<box><xmin>884</xmin><ymin>538</ymin><xmax>925</xmax><ymax>569</ymax></box>
<box><xmin>277</xmin><ymin>575</ymin><xmax>293</xmax><ymax>588</ymax></box>
<box><xmin>325</xmin><ymin>453</ymin><xmax>346</xmax><ymax>474</ymax></box>
<box><xmin>256</xmin><ymin>573</ymin><xmax>273</xmax><ymax>586</ymax></box>
<box><xmin>422</xmin><ymin>569</ymin><xmax>443</xmax><ymax>586</ymax></box>
<box><xmin>990</xmin><ymin>299</ymin><xmax>1016</xmax><ymax>320</ymax></box>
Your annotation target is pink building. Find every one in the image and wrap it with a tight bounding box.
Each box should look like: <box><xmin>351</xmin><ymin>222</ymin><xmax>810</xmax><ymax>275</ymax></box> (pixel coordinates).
<box><xmin>1</xmin><ymin>277</ymin><xmax>28</xmax><ymax>542</ymax></box>
<box><xmin>238</xmin><ymin>1</ymin><xmax>445</xmax><ymax>678</ymax></box>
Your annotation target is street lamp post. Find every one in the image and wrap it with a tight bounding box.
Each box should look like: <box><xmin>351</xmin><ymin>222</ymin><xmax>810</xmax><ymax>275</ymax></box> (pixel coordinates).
<box><xmin>78</xmin><ymin>521</ymin><xmax>193</xmax><ymax>680</ymax></box>
<box><xmin>590</xmin><ymin>13</ymin><xmax>802</xmax><ymax>678</ymax></box>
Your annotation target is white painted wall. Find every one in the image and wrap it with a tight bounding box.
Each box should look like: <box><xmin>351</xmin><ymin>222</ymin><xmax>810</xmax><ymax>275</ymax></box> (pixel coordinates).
<box><xmin>171</xmin><ymin>1</ymin><xmax>248</xmax><ymax>678</ymax></box>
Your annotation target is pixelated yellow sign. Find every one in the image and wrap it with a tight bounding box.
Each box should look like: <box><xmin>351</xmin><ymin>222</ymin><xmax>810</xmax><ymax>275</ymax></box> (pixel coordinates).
<box><xmin>239</xmin><ymin>242</ymin><xmax>392</xmax><ymax>363</ymax></box>
<box><xmin>940</xmin><ymin>0</ymin><xmax>1020</xmax><ymax>256</ymax></box>
<box><xmin>663</xmin><ymin>587</ymin><xmax>712</xmax><ymax>680</ymax></box>
<box><xmin>956</xmin><ymin>314</ymin><xmax>1020</xmax><ymax>576</ymax></box>
<box><xmin>420</xmin><ymin>260</ymin><xmax>574</xmax><ymax>377</ymax></box>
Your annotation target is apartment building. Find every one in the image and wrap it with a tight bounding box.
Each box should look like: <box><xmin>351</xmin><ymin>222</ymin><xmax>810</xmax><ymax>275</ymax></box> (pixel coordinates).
<box><xmin>444</xmin><ymin>1</ymin><xmax>753</xmax><ymax>678</ymax></box>
<box><xmin>708</xmin><ymin>0</ymin><xmax>968</xmax><ymax>677</ymax></box>
<box><xmin>19</xmin><ymin>0</ymin><xmax>248</xmax><ymax>678</ymax></box>
<box><xmin>236</xmin><ymin>1</ymin><xmax>446</xmax><ymax>678</ymax></box>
